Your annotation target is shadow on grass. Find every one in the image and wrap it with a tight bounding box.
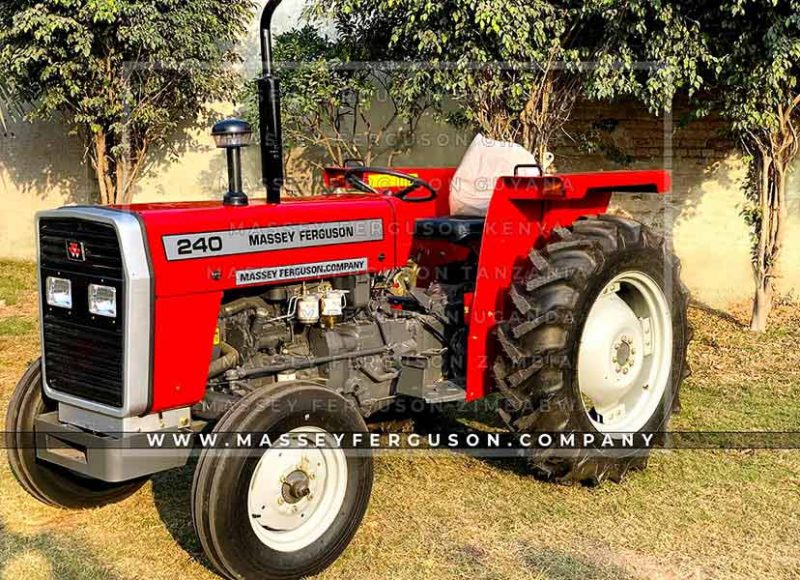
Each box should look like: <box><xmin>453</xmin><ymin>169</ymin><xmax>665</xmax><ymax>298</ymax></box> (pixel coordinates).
<box><xmin>0</xmin><ymin>521</ymin><xmax>117</xmax><ymax>579</ymax></box>
<box><xmin>407</xmin><ymin>397</ymin><xmax>547</xmax><ymax>479</ymax></box>
<box><xmin>150</xmin><ymin>456</ymin><xmax>215</xmax><ymax>575</ymax></box>
<box><xmin>689</xmin><ymin>298</ymin><xmax>746</xmax><ymax>329</ymax></box>
<box><xmin>520</xmin><ymin>545</ymin><xmax>633</xmax><ymax>580</ymax></box>
<box><xmin>151</xmin><ymin>418</ymin><xmax>222</xmax><ymax>577</ymax></box>
<box><xmin>448</xmin><ymin>540</ymin><xmax>632</xmax><ymax>579</ymax></box>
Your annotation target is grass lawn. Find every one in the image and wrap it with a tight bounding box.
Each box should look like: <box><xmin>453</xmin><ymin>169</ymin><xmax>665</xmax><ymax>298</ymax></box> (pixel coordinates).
<box><xmin>1</xmin><ymin>260</ymin><xmax>798</xmax><ymax>579</ymax></box>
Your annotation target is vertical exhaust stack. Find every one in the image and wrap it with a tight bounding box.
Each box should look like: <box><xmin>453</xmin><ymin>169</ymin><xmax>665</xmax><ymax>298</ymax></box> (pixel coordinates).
<box><xmin>259</xmin><ymin>0</ymin><xmax>285</xmax><ymax>204</ymax></box>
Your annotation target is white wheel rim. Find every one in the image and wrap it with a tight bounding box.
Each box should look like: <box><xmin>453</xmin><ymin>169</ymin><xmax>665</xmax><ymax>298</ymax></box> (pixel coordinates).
<box><xmin>248</xmin><ymin>426</ymin><xmax>348</xmax><ymax>552</ymax></box>
<box><xmin>577</xmin><ymin>270</ymin><xmax>673</xmax><ymax>433</ymax></box>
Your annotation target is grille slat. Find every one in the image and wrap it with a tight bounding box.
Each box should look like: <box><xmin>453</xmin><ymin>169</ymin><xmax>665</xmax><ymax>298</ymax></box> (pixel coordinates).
<box><xmin>44</xmin><ymin>350</ymin><xmax>123</xmax><ymax>378</ymax></box>
<box><xmin>40</xmin><ymin>219</ymin><xmax>123</xmax><ymax>277</ymax></box>
<box><xmin>41</xmin><ymin>246</ymin><xmax>121</xmax><ymax>263</ymax></box>
<box><xmin>40</xmin><ymin>217</ymin><xmax>126</xmax><ymax>409</ymax></box>
<box><xmin>43</xmin><ymin>318</ymin><xmax>121</xmax><ymax>340</ymax></box>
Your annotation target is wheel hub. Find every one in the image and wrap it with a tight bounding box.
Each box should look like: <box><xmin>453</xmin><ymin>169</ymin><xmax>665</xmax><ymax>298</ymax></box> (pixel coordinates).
<box><xmin>282</xmin><ymin>470</ymin><xmax>311</xmax><ymax>504</ymax></box>
<box><xmin>578</xmin><ymin>291</ymin><xmax>645</xmax><ymax>407</ymax></box>
<box><xmin>613</xmin><ymin>337</ymin><xmax>634</xmax><ymax>368</ymax></box>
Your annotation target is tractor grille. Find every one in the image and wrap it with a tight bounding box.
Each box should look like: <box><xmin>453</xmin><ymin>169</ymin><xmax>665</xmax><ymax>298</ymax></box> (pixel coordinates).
<box><xmin>39</xmin><ymin>218</ymin><xmax>124</xmax><ymax>277</ymax></box>
<box><xmin>39</xmin><ymin>218</ymin><xmax>126</xmax><ymax>408</ymax></box>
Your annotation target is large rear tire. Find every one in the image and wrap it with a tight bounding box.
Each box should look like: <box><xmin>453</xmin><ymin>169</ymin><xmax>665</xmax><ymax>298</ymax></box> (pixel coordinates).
<box><xmin>192</xmin><ymin>382</ymin><xmax>373</xmax><ymax>580</ymax></box>
<box><xmin>4</xmin><ymin>359</ymin><xmax>148</xmax><ymax>508</ymax></box>
<box><xmin>494</xmin><ymin>215</ymin><xmax>691</xmax><ymax>484</ymax></box>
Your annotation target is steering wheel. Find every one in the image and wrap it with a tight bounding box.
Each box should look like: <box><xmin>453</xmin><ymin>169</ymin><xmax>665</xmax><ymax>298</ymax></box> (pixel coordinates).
<box><xmin>343</xmin><ymin>167</ymin><xmax>437</xmax><ymax>203</ymax></box>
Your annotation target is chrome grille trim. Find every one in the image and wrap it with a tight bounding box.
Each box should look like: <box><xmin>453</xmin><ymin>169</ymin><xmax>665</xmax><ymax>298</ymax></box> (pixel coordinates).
<box><xmin>37</xmin><ymin>207</ymin><xmax>152</xmax><ymax>418</ymax></box>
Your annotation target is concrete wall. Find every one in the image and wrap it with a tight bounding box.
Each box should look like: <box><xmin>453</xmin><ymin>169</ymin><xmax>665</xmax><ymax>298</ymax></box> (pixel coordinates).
<box><xmin>1</xmin><ymin>2</ymin><xmax>799</xmax><ymax>308</ymax></box>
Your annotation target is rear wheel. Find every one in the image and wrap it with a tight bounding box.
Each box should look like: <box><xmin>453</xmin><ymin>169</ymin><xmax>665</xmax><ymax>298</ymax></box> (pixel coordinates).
<box><xmin>4</xmin><ymin>359</ymin><xmax>147</xmax><ymax>508</ymax></box>
<box><xmin>494</xmin><ymin>215</ymin><xmax>691</xmax><ymax>484</ymax></box>
<box><xmin>192</xmin><ymin>382</ymin><xmax>373</xmax><ymax>580</ymax></box>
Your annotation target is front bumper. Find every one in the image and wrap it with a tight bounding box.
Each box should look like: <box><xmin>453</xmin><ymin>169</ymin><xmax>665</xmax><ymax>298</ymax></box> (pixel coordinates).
<box><xmin>35</xmin><ymin>412</ymin><xmax>192</xmax><ymax>483</ymax></box>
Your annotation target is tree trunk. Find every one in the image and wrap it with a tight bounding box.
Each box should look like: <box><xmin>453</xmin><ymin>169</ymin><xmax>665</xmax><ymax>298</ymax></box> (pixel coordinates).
<box><xmin>751</xmin><ymin>278</ymin><xmax>773</xmax><ymax>332</ymax></box>
<box><xmin>91</xmin><ymin>128</ymin><xmax>148</xmax><ymax>206</ymax></box>
<box><xmin>93</xmin><ymin>131</ymin><xmax>114</xmax><ymax>205</ymax></box>
<box><xmin>749</xmin><ymin>143</ymin><xmax>790</xmax><ymax>332</ymax></box>
<box><xmin>115</xmin><ymin>154</ymin><xmax>127</xmax><ymax>206</ymax></box>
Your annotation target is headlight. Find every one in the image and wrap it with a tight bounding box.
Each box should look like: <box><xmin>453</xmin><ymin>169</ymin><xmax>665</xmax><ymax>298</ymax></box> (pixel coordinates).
<box><xmin>88</xmin><ymin>284</ymin><xmax>117</xmax><ymax>318</ymax></box>
<box><xmin>46</xmin><ymin>277</ymin><xmax>72</xmax><ymax>309</ymax></box>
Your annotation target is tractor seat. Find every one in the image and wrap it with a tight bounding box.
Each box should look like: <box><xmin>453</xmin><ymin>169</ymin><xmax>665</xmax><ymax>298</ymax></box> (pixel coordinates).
<box><xmin>414</xmin><ymin>216</ymin><xmax>485</xmax><ymax>244</ymax></box>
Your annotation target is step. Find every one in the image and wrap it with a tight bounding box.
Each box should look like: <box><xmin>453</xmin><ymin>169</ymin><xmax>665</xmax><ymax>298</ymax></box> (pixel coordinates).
<box><xmin>419</xmin><ymin>380</ymin><xmax>467</xmax><ymax>404</ymax></box>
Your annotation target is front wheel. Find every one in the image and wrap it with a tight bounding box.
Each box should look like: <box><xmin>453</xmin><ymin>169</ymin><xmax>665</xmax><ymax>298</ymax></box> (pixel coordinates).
<box><xmin>494</xmin><ymin>215</ymin><xmax>691</xmax><ymax>484</ymax></box>
<box><xmin>192</xmin><ymin>382</ymin><xmax>373</xmax><ymax>580</ymax></box>
<box><xmin>4</xmin><ymin>359</ymin><xmax>147</xmax><ymax>508</ymax></box>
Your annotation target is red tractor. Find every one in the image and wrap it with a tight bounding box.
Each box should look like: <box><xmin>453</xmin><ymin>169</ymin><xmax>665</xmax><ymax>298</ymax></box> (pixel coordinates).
<box><xmin>5</xmin><ymin>1</ymin><xmax>690</xmax><ymax>578</ymax></box>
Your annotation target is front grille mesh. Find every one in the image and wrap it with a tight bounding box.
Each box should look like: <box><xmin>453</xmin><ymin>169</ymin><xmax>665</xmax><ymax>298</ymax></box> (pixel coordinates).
<box><xmin>42</xmin><ymin>317</ymin><xmax>124</xmax><ymax>407</ymax></box>
<box><xmin>39</xmin><ymin>218</ymin><xmax>125</xmax><ymax>408</ymax></box>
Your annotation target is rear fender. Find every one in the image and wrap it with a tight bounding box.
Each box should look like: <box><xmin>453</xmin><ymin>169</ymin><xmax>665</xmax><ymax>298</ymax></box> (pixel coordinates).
<box><xmin>465</xmin><ymin>170</ymin><xmax>670</xmax><ymax>401</ymax></box>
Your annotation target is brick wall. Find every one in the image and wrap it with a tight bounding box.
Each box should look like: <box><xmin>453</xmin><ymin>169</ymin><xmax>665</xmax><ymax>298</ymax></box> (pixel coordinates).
<box><xmin>555</xmin><ymin>100</ymin><xmax>800</xmax><ymax>307</ymax></box>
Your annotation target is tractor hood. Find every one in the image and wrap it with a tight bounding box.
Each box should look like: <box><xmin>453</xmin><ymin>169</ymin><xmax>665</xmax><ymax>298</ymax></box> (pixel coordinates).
<box><xmin>124</xmin><ymin>194</ymin><xmax>397</xmax><ymax>298</ymax></box>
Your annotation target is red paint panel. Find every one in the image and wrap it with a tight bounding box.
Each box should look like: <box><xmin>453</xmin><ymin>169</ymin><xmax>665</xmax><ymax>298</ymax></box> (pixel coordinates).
<box><xmin>131</xmin><ymin>195</ymin><xmax>398</xmax><ymax>297</ymax></box>
<box><xmin>465</xmin><ymin>169</ymin><xmax>669</xmax><ymax>401</ymax></box>
<box><xmin>150</xmin><ymin>291</ymin><xmax>222</xmax><ymax>412</ymax></box>
<box><xmin>497</xmin><ymin>169</ymin><xmax>671</xmax><ymax>200</ymax></box>
<box><xmin>465</xmin><ymin>190</ymin><xmax>546</xmax><ymax>401</ymax></box>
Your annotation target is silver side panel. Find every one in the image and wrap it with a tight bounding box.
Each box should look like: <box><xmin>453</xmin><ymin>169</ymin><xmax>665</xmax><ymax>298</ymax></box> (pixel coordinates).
<box><xmin>58</xmin><ymin>403</ymin><xmax>191</xmax><ymax>433</ymax></box>
<box><xmin>37</xmin><ymin>207</ymin><xmax>152</xmax><ymax>418</ymax></box>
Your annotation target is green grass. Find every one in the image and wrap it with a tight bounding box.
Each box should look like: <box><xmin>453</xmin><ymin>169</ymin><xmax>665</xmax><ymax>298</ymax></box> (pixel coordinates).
<box><xmin>0</xmin><ymin>316</ymin><xmax>36</xmax><ymax>337</ymax></box>
<box><xmin>0</xmin><ymin>261</ymin><xmax>35</xmax><ymax>307</ymax></box>
<box><xmin>0</xmin><ymin>261</ymin><xmax>798</xmax><ymax>579</ymax></box>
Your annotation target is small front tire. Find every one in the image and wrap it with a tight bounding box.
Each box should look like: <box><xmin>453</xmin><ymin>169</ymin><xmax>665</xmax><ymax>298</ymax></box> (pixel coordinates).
<box><xmin>192</xmin><ymin>382</ymin><xmax>373</xmax><ymax>580</ymax></box>
<box><xmin>4</xmin><ymin>359</ymin><xmax>148</xmax><ymax>509</ymax></box>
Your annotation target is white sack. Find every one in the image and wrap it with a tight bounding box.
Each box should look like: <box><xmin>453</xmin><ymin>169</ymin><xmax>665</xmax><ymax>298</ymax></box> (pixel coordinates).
<box><xmin>449</xmin><ymin>133</ymin><xmax>540</xmax><ymax>216</ymax></box>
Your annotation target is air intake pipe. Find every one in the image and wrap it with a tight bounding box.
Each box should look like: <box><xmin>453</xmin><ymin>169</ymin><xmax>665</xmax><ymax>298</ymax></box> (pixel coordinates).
<box><xmin>259</xmin><ymin>0</ymin><xmax>285</xmax><ymax>204</ymax></box>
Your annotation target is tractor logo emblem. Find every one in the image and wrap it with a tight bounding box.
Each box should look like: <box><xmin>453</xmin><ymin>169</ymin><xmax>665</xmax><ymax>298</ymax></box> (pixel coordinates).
<box><xmin>66</xmin><ymin>240</ymin><xmax>85</xmax><ymax>262</ymax></box>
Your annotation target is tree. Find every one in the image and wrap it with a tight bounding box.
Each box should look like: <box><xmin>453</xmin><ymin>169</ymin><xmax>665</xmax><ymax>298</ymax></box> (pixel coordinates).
<box><xmin>701</xmin><ymin>0</ymin><xmax>800</xmax><ymax>331</ymax></box>
<box><xmin>516</xmin><ymin>0</ymin><xmax>800</xmax><ymax>332</ymax></box>
<box><xmin>312</xmin><ymin>0</ymin><xmax>581</xmax><ymax>165</ymax></box>
<box><xmin>242</xmin><ymin>24</ymin><xmax>429</xmax><ymax>194</ymax></box>
<box><xmin>311</xmin><ymin>1</ymin><xmax>706</xmax><ymax>167</ymax></box>
<box><xmin>0</xmin><ymin>0</ymin><xmax>255</xmax><ymax>205</ymax></box>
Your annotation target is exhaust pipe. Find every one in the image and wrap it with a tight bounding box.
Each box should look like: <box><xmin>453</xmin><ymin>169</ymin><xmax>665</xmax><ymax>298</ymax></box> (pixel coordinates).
<box><xmin>259</xmin><ymin>0</ymin><xmax>285</xmax><ymax>204</ymax></box>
